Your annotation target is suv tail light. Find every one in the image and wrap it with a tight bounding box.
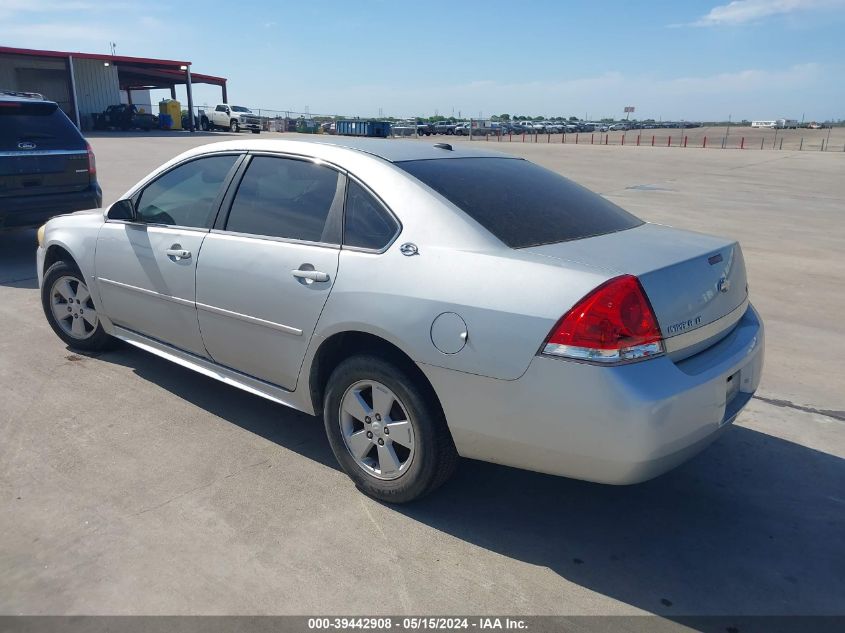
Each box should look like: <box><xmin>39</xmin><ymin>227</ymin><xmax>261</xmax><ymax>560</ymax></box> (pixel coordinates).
<box><xmin>86</xmin><ymin>141</ymin><xmax>96</xmax><ymax>176</ymax></box>
<box><xmin>542</xmin><ymin>275</ymin><xmax>664</xmax><ymax>364</ymax></box>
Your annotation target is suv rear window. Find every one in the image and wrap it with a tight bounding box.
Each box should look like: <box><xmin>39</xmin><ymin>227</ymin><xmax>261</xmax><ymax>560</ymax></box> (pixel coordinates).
<box><xmin>395</xmin><ymin>157</ymin><xmax>642</xmax><ymax>248</ymax></box>
<box><xmin>0</xmin><ymin>101</ymin><xmax>84</xmax><ymax>151</ymax></box>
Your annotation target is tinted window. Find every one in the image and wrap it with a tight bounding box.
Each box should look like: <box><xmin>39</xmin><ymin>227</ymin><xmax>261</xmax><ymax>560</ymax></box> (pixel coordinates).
<box><xmin>344</xmin><ymin>181</ymin><xmax>398</xmax><ymax>250</ymax></box>
<box><xmin>396</xmin><ymin>158</ymin><xmax>642</xmax><ymax>248</ymax></box>
<box><xmin>226</xmin><ymin>156</ymin><xmax>342</xmax><ymax>243</ymax></box>
<box><xmin>136</xmin><ymin>155</ymin><xmax>238</xmax><ymax>227</ymax></box>
<box><xmin>0</xmin><ymin>101</ymin><xmax>83</xmax><ymax>151</ymax></box>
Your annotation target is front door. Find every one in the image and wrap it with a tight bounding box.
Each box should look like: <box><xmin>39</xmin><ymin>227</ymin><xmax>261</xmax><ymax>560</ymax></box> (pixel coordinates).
<box><xmin>95</xmin><ymin>153</ymin><xmax>240</xmax><ymax>356</ymax></box>
<box><xmin>195</xmin><ymin>154</ymin><xmax>345</xmax><ymax>390</ymax></box>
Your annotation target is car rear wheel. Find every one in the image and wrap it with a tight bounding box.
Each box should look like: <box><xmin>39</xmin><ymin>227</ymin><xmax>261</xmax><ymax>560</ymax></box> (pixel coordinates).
<box><xmin>200</xmin><ymin>118</ymin><xmax>209</xmax><ymax>131</ymax></box>
<box><xmin>41</xmin><ymin>261</ymin><xmax>113</xmax><ymax>352</ymax></box>
<box><xmin>323</xmin><ymin>355</ymin><xmax>458</xmax><ymax>503</ymax></box>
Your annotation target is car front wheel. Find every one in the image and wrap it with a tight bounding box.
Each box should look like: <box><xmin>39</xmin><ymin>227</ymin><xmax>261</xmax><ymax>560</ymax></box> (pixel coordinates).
<box><xmin>41</xmin><ymin>260</ymin><xmax>113</xmax><ymax>352</ymax></box>
<box><xmin>323</xmin><ymin>355</ymin><xmax>458</xmax><ymax>503</ymax></box>
<box><xmin>230</xmin><ymin>119</ymin><xmax>239</xmax><ymax>132</ymax></box>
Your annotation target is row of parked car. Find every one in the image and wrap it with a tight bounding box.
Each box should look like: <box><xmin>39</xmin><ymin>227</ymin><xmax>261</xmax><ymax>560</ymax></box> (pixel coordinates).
<box><xmin>415</xmin><ymin>120</ymin><xmax>704</xmax><ymax>136</ymax></box>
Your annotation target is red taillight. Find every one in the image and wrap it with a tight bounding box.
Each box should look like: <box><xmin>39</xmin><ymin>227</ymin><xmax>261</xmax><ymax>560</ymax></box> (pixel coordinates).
<box><xmin>86</xmin><ymin>141</ymin><xmax>96</xmax><ymax>176</ymax></box>
<box><xmin>543</xmin><ymin>274</ymin><xmax>664</xmax><ymax>363</ymax></box>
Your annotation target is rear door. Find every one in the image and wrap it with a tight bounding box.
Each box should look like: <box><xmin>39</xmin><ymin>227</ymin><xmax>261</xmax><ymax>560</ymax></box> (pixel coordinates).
<box><xmin>195</xmin><ymin>154</ymin><xmax>344</xmax><ymax>390</ymax></box>
<box><xmin>0</xmin><ymin>100</ymin><xmax>90</xmax><ymax>211</ymax></box>
<box><xmin>212</xmin><ymin>105</ymin><xmax>227</xmax><ymax>127</ymax></box>
<box><xmin>95</xmin><ymin>153</ymin><xmax>241</xmax><ymax>356</ymax></box>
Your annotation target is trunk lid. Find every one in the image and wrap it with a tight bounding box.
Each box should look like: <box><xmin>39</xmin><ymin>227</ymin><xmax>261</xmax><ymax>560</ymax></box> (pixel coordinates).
<box><xmin>0</xmin><ymin>100</ymin><xmax>90</xmax><ymax>201</ymax></box>
<box><xmin>525</xmin><ymin>223</ymin><xmax>748</xmax><ymax>358</ymax></box>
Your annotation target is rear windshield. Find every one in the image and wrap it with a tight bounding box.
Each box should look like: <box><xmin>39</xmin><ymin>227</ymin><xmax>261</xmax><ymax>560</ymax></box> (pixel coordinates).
<box><xmin>0</xmin><ymin>101</ymin><xmax>84</xmax><ymax>151</ymax></box>
<box><xmin>396</xmin><ymin>157</ymin><xmax>642</xmax><ymax>248</ymax></box>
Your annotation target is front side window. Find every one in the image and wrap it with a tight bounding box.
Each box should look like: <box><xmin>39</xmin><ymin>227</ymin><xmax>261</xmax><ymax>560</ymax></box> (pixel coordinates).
<box><xmin>343</xmin><ymin>180</ymin><xmax>398</xmax><ymax>250</ymax></box>
<box><xmin>225</xmin><ymin>156</ymin><xmax>343</xmax><ymax>243</ymax></box>
<box><xmin>135</xmin><ymin>155</ymin><xmax>238</xmax><ymax>228</ymax></box>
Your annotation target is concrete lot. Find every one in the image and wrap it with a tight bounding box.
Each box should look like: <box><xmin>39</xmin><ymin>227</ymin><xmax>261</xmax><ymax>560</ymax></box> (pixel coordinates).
<box><xmin>1</xmin><ymin>132</ymin><xmax>843</xmax><ymax>616</ymax></box>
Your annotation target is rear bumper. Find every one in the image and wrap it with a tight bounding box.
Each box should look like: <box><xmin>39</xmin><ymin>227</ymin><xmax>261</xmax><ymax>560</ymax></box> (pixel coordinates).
<box><xmin>0</xmin><ymin>184</ymin><xmax>102</xmax><ymax>229</ymax></box>
<box><xmin>422</xmin><ymin>304</ymin><xmax>764</xmax><ymax>484</ymax></box>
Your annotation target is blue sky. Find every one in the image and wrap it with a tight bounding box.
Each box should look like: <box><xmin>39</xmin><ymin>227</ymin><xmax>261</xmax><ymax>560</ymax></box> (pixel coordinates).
<box><xmin>2</xmin><ymin>0</ymin><xmax>844</xmax><ymax>120</ymax></box>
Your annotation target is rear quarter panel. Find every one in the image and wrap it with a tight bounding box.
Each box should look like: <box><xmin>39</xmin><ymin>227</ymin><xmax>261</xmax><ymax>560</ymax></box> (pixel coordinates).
<box><xmin>313</xmin><ymin>172</ymin><xmax>615</xmax><ymax>380</ymax></box>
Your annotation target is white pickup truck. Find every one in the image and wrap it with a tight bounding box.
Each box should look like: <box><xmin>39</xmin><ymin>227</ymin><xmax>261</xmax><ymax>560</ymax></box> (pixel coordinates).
<box><xmin>199</xmin><ymin>104</ymin><xmax>261</xmax><ymax>133</ymax></box>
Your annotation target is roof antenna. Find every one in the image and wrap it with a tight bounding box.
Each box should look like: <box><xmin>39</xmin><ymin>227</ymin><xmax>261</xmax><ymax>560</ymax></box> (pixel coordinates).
<box><xmin>433</xmin><ymin>143</ymin><xmax>453</xmax><ymax>151</ymax></box>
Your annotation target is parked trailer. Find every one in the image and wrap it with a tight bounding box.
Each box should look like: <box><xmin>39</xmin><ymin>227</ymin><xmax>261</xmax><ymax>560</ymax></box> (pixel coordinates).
<box><xmin>336</xmin><ymin>120</ymin><xmax>392</xmax><ymax>138</ymax></box>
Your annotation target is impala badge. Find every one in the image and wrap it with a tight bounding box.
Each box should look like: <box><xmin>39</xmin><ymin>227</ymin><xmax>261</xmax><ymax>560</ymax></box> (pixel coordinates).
<box><xmin>718</xmin><ymin>277</ymin><xmax>731</xmax><ymax>293</ymax></box>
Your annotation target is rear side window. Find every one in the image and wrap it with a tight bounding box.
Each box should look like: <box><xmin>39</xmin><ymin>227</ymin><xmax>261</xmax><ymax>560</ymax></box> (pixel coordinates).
<box><xmin>225</xmin><ymin>156</ymin><xmax>343</xmax><ymax>243</ymax></box>
<box><xmin>0</xmin><ymin>101</ymin><xmax>83</xmax><ymax>151</ymax></box>
<box><xmin>344</xmin><ymin>180</ymin><xmax>399</xmax><ymax>250</ymax></box>
<box><xmin>136</xmin><ymin>155</ymin><xmax>238</xmax><ymax>228</ymax></box>
<box><xmin>396</xmin><ymin>158</ymin><xmax>642</xmax><ymax>248</ymax></box>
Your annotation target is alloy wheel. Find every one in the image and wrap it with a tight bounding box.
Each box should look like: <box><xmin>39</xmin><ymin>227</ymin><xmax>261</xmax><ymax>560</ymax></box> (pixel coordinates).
<box><xmin>49</xmin><ymin>275</ymin><xmax>98</xmax><ymax>340</ymax></box>
<box><xmin>339</xmin><ymin>380</ymin><xmax>416</xmax><ymax>481</ymax></box>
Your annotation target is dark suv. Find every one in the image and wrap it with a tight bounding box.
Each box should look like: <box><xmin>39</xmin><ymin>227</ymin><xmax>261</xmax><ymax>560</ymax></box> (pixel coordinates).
<box><xmin>1</xmin><ymin>92</ymin><xmax>102</xmax><ymax>230</ymax></box>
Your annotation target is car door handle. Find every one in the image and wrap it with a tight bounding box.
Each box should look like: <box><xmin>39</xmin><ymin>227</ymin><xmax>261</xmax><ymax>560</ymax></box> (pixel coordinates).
<box><xmin>166</xmin><ymin>247</ymin><xmax>191</xmax><ymax>260</ymax></box>
<box><xmin>292</xmin><ymin>269</ymin><xmax>329</xmax><ymax>282</ymax></box>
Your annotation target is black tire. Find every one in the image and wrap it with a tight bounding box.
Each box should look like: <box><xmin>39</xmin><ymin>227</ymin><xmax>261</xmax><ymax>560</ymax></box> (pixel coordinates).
<box><xmin>230</xmin><ymin>119</ymin><xmax>239</xmax><ymax>133</ymax></box>
<box><xmin>41</xmin><ymin>260</ymin><xmax>113</xmax><ymax>352</ymax></box>
<box><xmin>200</xmin><ymin>118</ymin><xmax>209</xmax><ymax>131</ymax></box>
<box><xmin>323</xmin><ymin>355</ymin><xmax>459</xmax><ymax>503</ymax></box>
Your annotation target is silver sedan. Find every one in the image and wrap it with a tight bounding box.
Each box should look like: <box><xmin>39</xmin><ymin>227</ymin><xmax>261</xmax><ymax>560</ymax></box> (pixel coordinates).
<box><xmin>37</xmin><ymin>138</ymin><xmax>764</xmax><ymax>502</ymax></box>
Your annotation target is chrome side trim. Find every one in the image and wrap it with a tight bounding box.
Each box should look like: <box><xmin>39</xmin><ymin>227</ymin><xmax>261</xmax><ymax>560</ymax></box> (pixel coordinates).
<box><xmin>0</xmin><ymin>149</ymin><xmax>87</xmax><ymax>157</ymax></box>
<box><xmin>97</xmin><ymin>277</ymin><xmax>194</xmax><ymax>307</ymax></box>
<box><xmin>111</xmin><ymin>326</ymin><xmax>303</xmax><ymax>410</ymax></box>
<box><xmin>196</xmin><ymin>302</ymin><xmax>303</xmax><ymax>336</ymax></box>
<box><xmin>664</xmin><ymin>297</ymin><xmax>749</xmax><ymax>354</ymax></box>
<box><xmin>208</xmin><ymin>229</ymin><xmax>340</xmax><ymax>250</ymax></box>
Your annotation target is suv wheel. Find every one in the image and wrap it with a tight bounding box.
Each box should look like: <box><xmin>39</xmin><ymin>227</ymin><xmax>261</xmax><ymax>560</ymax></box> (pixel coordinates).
<box><xmin>323</xmin><ymin>355</ymin><xmax>458</xmax><ymax>503</ymax></box>
<box><xmin>41</xmin><ymin>261</ymin><xmax>113</xmax><ymax>352</ymax></box>
<box><xmin>230</xmin><ymin>119</ymin><xmax>239</xmax><ymax>132</ymax></box>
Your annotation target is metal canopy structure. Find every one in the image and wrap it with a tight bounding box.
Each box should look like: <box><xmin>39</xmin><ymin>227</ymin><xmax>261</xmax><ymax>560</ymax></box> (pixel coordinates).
<box><xmin>0</xmin><ymin>46</ymin><xmax>227</xmax><ymax>131</ymax></box>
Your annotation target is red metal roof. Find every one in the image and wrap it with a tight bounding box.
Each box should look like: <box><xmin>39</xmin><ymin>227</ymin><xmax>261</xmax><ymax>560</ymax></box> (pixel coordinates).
<box><xmin>0</xmin><ymin>46</ymin><xmax>226</xmax><ymax>87</ymax></box>
<box><xmin>0</xmin><ymin>46</ymin><xmax>191</xmax><ymax>68</ymax></box>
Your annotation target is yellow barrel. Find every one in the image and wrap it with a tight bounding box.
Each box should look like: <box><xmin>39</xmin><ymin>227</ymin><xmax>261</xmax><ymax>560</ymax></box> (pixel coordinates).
<box><xmin>158</xmin><ymin>99</ymin><xmax>182</xmax><ymax>130</ymax></box>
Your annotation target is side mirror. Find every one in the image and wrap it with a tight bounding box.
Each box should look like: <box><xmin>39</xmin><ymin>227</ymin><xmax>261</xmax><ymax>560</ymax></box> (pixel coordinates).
<box><xmin>225</xmin><ymin>107</ymin><xmax>231</xmax><ymax>114</ymax></box>
<box><xmin>107</xmin><ymin>199</ymin><xmax>136</xmax><ymax>221</ymax></box>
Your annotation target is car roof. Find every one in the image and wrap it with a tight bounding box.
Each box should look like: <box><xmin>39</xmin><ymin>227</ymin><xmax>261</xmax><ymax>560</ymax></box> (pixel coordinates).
<box><xmin>0</xmin><ymin>92</ymin><xmax>53</xmax><ymax>104</ymax></box>
<box><xmin>189</xmin><ymin>136</ymin><xmax>517</xmax><ymax>163</ymax></box>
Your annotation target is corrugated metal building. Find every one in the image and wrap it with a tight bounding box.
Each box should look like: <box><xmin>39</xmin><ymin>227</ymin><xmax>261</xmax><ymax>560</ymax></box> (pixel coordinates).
<box><xmin>0</xmin><ymin>46</ymin><xmax>227</xmax><ymax>131</ymax></box>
